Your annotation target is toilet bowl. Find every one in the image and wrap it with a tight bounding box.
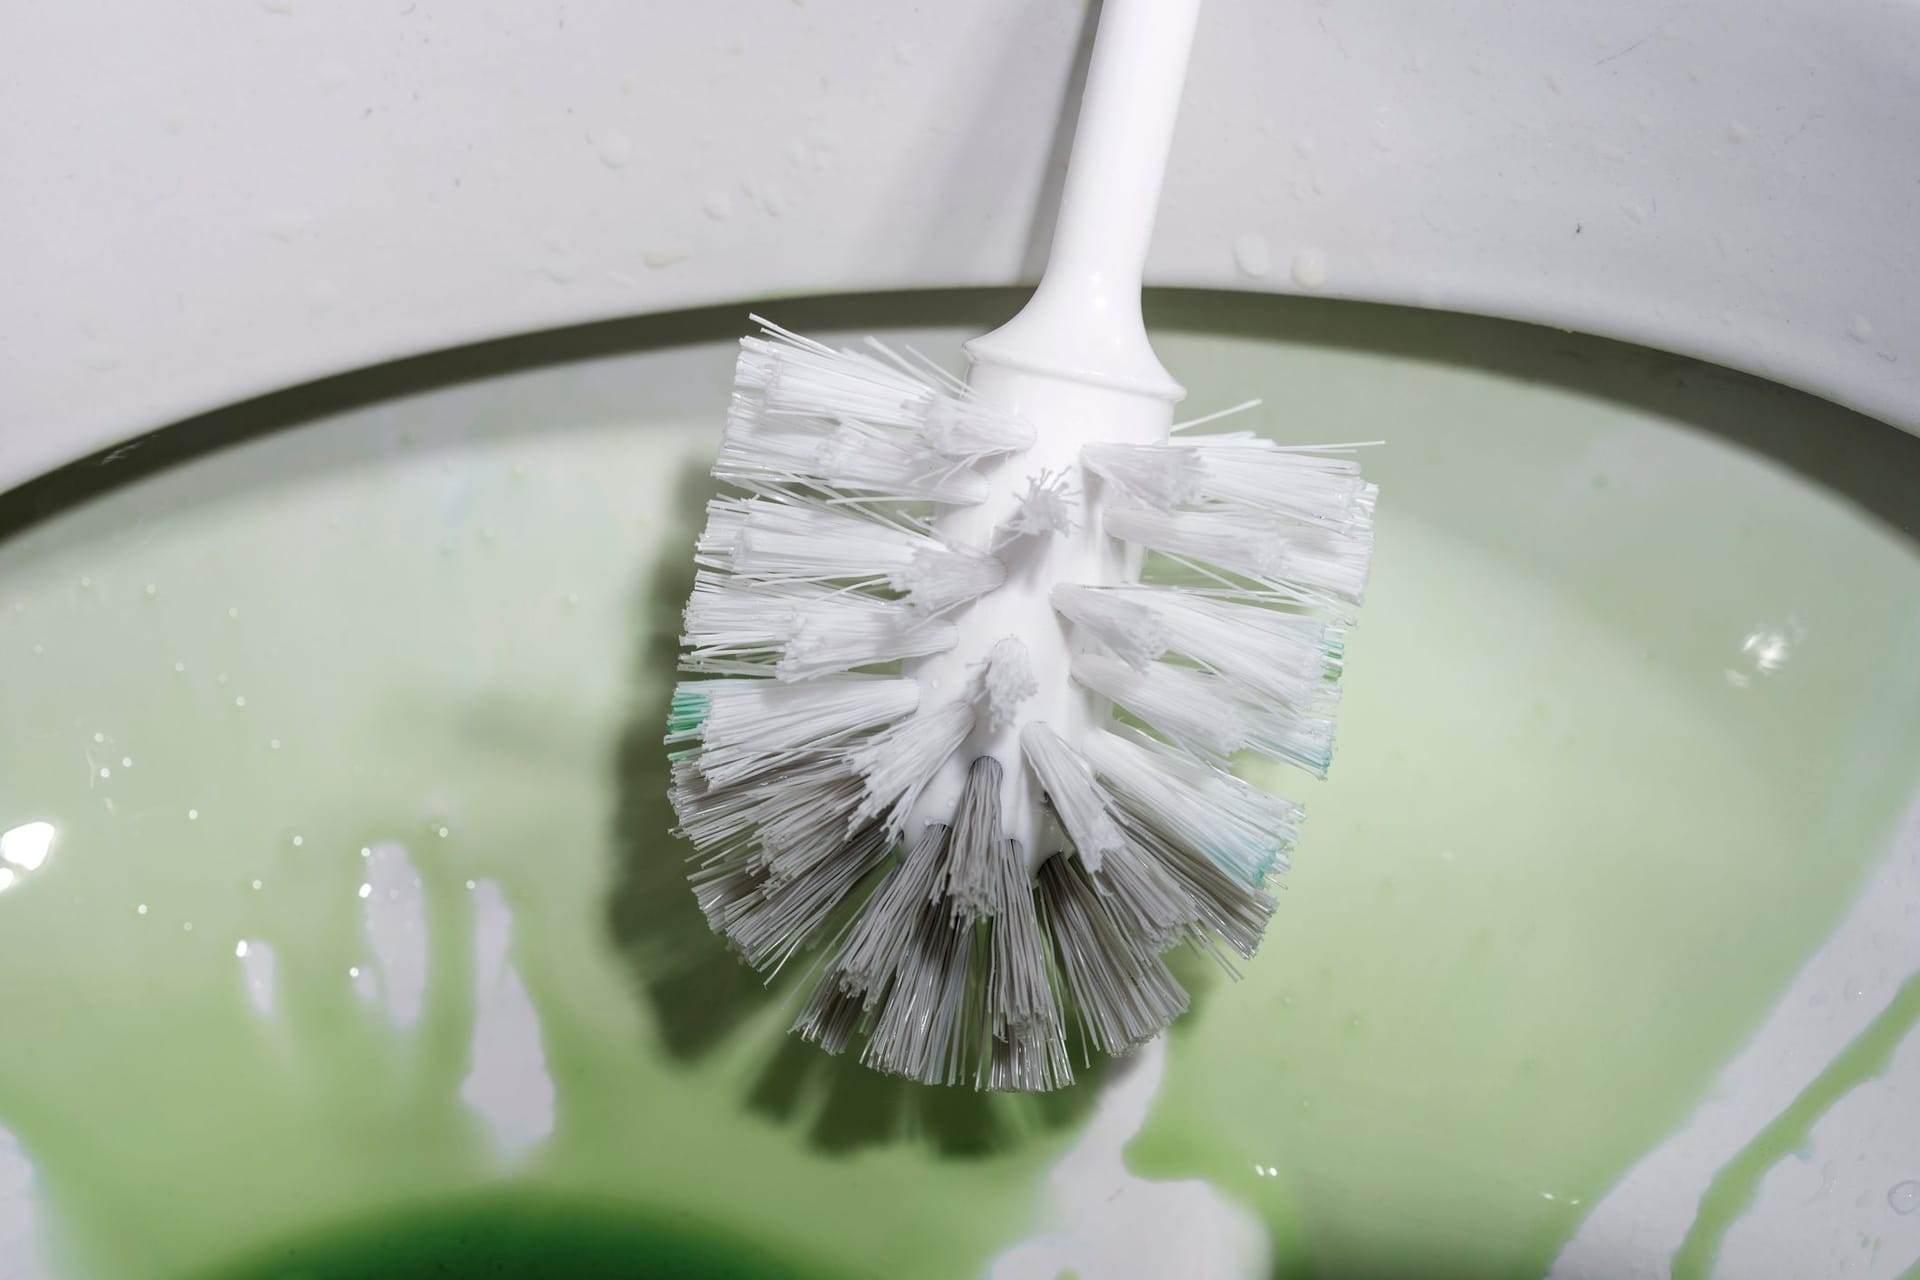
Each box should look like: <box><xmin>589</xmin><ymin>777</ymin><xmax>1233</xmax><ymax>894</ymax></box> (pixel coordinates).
<box><xmin>2</xmin><ymin>4</ymin><xmax>1917</xmax><ymax>1278</ymax></box>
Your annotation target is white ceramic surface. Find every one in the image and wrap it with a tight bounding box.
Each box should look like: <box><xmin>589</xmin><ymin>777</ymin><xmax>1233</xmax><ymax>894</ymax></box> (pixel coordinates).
<box><xmin>3</xmin><ymin>0</ymin><xmax>1918</xmax><ymax>494</ymax></box>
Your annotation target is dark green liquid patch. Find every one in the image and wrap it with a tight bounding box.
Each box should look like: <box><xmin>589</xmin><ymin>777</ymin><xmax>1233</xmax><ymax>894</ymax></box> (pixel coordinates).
<box><xmin>196</xmin><ymin>1194</ymin><xmax>823</xmax><ymax>1280</ymax></box>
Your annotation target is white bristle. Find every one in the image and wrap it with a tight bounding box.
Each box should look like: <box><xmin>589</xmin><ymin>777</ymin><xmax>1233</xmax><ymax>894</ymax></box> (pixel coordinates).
<box><xmin>1019</xmin><ymin>722</ymin><xmax>1125</xmax><ymax>872</ymax></box>
<box><xmin>667</xmin><ymin>677</ymin><xmax>919</xmax><ymax>788</ymax></box>
<box><xmin>1087</xmin><ymin>436</ymin><xmax>1378</xmax><ymax>534</ymax></box>
<box><xmin>848</xmin><ymin>699</ymin><xmax>976</xmax><ymax>837</ymax></box>
<box><xmin>682</xmin><ymin>573</ymin><xmax>958</xmax><ymax>680</ymax></box>
<box><xmin>697</xmin><ymin>496</ymin><xmax>1005</xmax><ymax>613</ymax></box>
<box><xmin>1081</xmin><ymin>442</ymin><xmax>1205</xmax><ymax>508</ymax></box>
<box><xmin>981</xmin><ymin>636</ymin><xmax>1038</xmax><ymax>729</ymax></box>
<box><xmin>718</xmin><ymin>398</ymin><xmax>989</xmax><ymax>504</ymax></box>
<box><xmin>1084</xmin><ymin>728</ymin><xmax>1299</xmax><ymax>888</ymax></box>
<box><xmin>1071</xmin><ymin>651</ymin><xmax>1337</xmax><ymax>778</ymax></box>
<box><xmin>1053</xmin><ymin>584</ymin><xmax>1341</xmax><ymax>710</ymax></box>
<box><xmin>733</xmin><ymin>316</ymin><xmax>1033</xmax><ymax>460</ymax></box>
<box><xmin>1050</xmin><ymin>583</ymin><xmax>1169</xmax><ymax>669</ymax></box>
<box><xmin>992</xmin><ymin>469</ymin><xmax>1076</xmax><ymax>547</ymax></box>
<box><xmin>1102</xmin><ymin>504</ymin><xmax>1373</xmax><ymax>616</ymax></box>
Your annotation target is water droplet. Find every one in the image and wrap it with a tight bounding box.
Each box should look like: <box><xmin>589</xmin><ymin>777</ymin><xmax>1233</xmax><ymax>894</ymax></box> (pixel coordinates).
<box><xmin>251</xmin><ymin>879</ymin><xmax>263</xmax><ymax>890</ymax></box>
<box><xmin>120</xmin><ymin>756</ymin><xmax>132</xmax><ymax>768</ymax></box>
<box><xmin>235</xmin><ymin>940</ymin><xmax>249</xmax><ymax>958</ymax></box>
<box><xmin>227</xmin><ymin>606</ymin><xmax>239</xmax><ymax>618</ymax></box>
<box><xmin>187</xmin><ymin>808</ymin><xmax>199</xmax><ymax>820</ymax></box>
<box><xmin>137</xmin><ymin>903</ymin><xmax>148</xmax><ymax>915</ymax></box>
<box><xmin>360</xmin><ymin>846</ymin><xmax>372</xmax><ymax>859</ymax></box>
<box><xmin>183</xmin><ymin>921</ymin><xmax>194</xmax><ymax>933</ymax></box>
<box><xmin>359</xmin><ymin>883</ymin><xmax>372</xmax><ymax>899</ymax></box>
<box><xmin>290</xmin><ymin>835</ymin><xmax>304</xmax><ymax>848</ymax></box>
<box><xmin>234</xmin><ymin>695</ymin><xmax>247</xmax><ymax>708</ymax></box>
<box><xmin>93</xmin><ymin>732</ymin><xmax>105</xmax><ymax>743</ymax></box>
<box><xmin>173</xmin><ymin>661</ymin><xmax>186</xmax><ymax>673</ymax></box>
<box><xmin>1233</xmin><ymin>233</ymin><xmax>1272</xmax><ymax>279</ymax></box>
<box><xmin>98</xmin><ymin>767</ymin><xmax>111</xmax><ymax>779</ymax></box>
<box><xmin>349</xmin><ymin>966</ymin><xmax>361</xmax><ymax>978</ymax></box>
<box><xmin>1890</xmin><ymin>1181</ymin><xmax>1920</xmax><ymax>1214</ymax></box>
<box><xmin>436</xmin><ymin>826</ymin><xmax>450</xmax><ymax>839</ymax></box>
<box><xmin>465</xmin><ymin>879</ymin><xmax>477</xmax><ymax>890</ymax></box>
<box><xmin>144</xmin><ymin>584</ymin><xmax>157</xmax><ymax>598</ymax></box>
<box><xmin>1291</xmin><ymin>249</ymin><xmax>1329</xmax><ymax>290</ymax></box>
<box><xmin>594</xmin><ymin>131</ymin><xmax>633</xmax><ymax>169</ymax></box>
<box><xmin>269</xmin><ymin>738</ymin><xmax>282</xmax><ymax>750</ymax></box>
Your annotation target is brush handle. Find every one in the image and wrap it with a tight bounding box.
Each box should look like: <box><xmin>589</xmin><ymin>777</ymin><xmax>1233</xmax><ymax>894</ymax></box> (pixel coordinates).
<box><xmin>966</xmin><ymin>0</ymin><xmax>1203</xmax><ymax>400</ymax></box>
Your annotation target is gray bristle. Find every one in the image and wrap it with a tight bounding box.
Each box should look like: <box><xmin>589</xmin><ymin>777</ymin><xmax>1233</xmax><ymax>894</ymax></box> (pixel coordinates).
<box><xmin>722</xmin><ymin>822</ymin><xmax>894</xmax><ymax>974</ymax></box>
<box><xmin>985</xmin><ymin>838</ymin><xmax>1073</xmax><ymax>1091</ymax></box>
<box><xmin>937</xmin><ymin>756</ymin><xmax>1004</xmax><ymax>919</ymax></box>
<box><xmin>786</xmin><ymin>762</ymin><xmax>1083</xmax><ymax>1091</ymax></box>
<box><xmin>1114</xmin><ymin>810</ymin><xmax>1275</xmax><ymax>966</ymax></box>
<box><xmin>1036</xmin><ymin>853</ymin><xmax>1190</xmax><ymax>1061</ymax></box>
<box><xmin>828</xmin><ymin>824</ymin><xmax>948</xmax><ymax>1005</ymax></box>
<box><xmin>859</xmin><ymin>888</ymin><xmax>977</xmax><ymax>1085</ymax></box>
<box><xmin>1089</xmin><ymin>827</ymin><xmax>1201</xmax><ymax>953</ymax></box>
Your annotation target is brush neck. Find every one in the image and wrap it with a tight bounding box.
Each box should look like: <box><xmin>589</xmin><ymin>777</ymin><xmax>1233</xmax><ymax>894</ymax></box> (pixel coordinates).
<box><xmin>966</xmin><ymin>0</ymin><xmax>1203</xmax><ymax>402</ymax></box>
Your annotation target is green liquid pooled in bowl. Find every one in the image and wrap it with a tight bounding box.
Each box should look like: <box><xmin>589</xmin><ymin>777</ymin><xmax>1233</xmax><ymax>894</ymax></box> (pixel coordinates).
<box><xmin>198</xmin><ymin>1195</ymin><xmax>817</xmax><ymax>1280</ymax></box>
<box><xmin>0</xmin><ymin>292</ymin><xmax>1916</xmax><ymax>1280</ymax></box>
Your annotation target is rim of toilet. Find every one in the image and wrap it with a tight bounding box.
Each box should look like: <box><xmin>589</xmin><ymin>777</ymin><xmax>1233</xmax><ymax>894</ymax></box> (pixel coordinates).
<box><xmin>3</xmin><ymin>0</ymin><xmax>1914</xmax><ymax>497</ymax></box>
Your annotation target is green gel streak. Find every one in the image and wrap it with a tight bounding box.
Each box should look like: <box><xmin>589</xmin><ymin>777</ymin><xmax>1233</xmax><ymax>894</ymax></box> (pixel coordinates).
<box><xmin>1673</xmin><ymin>973</ymin><xmax>1920</xmax><ymax>1280</ymax></box>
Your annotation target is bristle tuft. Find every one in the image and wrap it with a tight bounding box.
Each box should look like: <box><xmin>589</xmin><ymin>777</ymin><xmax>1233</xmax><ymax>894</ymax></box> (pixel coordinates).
<box><xmin>848</xmin><ymin>699</ymin><xmax>976</xmax><ymax>837</ymax></box>
<box><xmin>1036</xmin><ymin>855</ymin><xmax>1189</xmax><ymax>1058</ymax></box>
<box><xmin>1019</xmin><ymin>722</ymin><xmax>1126</xmax><ymax>872</ymax></box>
<box><xmin>981</xmin><ymin>636</ymin><xmax>1038</xmax><ymax>729</ymax></box>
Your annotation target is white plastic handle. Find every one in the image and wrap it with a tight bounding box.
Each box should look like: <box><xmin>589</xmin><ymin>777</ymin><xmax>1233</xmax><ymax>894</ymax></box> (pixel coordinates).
<box><xmin>966</xmin><ymin>0</ymin><xmax>1204</xmax><ymax>399</ymax></box>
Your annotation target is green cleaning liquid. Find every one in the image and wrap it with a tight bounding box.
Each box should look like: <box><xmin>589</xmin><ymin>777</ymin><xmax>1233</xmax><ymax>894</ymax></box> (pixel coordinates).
<box><xmin>0</xmin><ymin>292</ymin><xmax>1915</xmax><ymax>1279</ymax></box>
<box><xmin>198</xmin><ymin>1195</ymin><xmax>820</xmax><ymax>1280</ymax></box>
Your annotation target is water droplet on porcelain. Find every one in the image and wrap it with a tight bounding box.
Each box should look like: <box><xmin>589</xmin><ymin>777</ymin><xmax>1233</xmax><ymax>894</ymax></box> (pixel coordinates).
<box><xmin>1232</xmin><ymin>233</ymin><xmax>1272</xmax><ymax>279</ymax></box>
<box><xmin>1890</xmin><ymin>1181</ymin><xmax>1920</xmax><ymax>1214</ymax></box>
<box><xmin>1291</xmin><ymin>250</ymin><xmax>1328</xmax><ymax>290</ymax></box>
<box><xmin>595</xmin><ymin>132</ymin><xmax>633</xmax><ymax>169</ymax></box>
